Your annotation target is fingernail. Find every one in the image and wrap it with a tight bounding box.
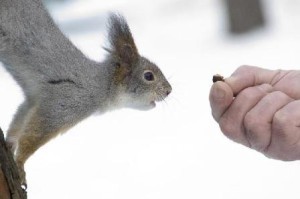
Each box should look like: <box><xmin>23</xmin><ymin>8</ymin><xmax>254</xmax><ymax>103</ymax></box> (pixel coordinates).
<box><xmin>212</xmin><ymin>85</ymin><xmax>226</xmax><ymax>100</ymax></box>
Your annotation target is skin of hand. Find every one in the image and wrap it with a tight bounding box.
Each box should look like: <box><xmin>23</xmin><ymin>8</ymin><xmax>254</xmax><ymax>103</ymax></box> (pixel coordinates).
<box><xmin>209</xmin><ymin>65</ymin><xmax>300</xmax><ymax>161</ymax></box>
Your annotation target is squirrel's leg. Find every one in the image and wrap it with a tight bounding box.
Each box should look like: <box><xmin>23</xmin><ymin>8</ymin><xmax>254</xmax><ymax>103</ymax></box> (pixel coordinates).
<box><xmin>15</xmin><ymin>131</ymin><xmax>54</xmax><ymax>187</ymax></box>
<box><xmin>6</xmin><ymin>101</ymin><xmax>33</xmax><ymax>154</ymax></box>
<box><xmin>14</xmin><ymin>108</ymin><xmax>62</xmax><ymax>187</ymax></box>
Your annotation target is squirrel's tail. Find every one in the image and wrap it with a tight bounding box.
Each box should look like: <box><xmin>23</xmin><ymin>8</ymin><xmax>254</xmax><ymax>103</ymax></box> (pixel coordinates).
<box><xmin>1</xmin><ymin>60</ymin><xmax>41</xmax><ymax>98</ymax></box>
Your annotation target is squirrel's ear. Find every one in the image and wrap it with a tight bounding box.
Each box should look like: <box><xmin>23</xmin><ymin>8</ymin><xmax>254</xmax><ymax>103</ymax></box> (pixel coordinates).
<box><xmin>107</xmin><ymin>13</ymin><xmax>139</xmax><ymax>65</ymax></box>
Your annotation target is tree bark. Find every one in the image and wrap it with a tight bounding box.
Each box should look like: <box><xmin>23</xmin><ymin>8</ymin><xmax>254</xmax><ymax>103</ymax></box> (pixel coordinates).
<box><xmin>0</xmin><ymin>128</ymin><xmax>27</xmax><ymax>199</ymax></box>
<box><xmin>224</xmin><ymin>0</ymin><xmax>266</xmax><ymax>34</ymax></box>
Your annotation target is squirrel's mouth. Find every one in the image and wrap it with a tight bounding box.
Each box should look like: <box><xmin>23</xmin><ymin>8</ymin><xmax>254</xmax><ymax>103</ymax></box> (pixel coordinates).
<box><xmin>150</xmin><ymin>101</ymin><xmax>156</xmax><ymax>107</ymax></box>
<box><xmin>149</xmin><ymin>94</ymin><xmax>167</xmax><ymax>108</ymax></box>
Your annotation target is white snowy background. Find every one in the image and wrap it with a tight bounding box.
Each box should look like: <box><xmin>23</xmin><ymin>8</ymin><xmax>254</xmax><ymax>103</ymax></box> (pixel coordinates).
<box><xmin>1</xmin><ymin>0</ymin><xmax>300</xmax><ymax>198</ymax></box>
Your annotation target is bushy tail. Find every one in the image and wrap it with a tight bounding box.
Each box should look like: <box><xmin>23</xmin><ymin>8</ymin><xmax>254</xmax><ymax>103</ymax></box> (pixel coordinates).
<box><xmin>1</xmin><ymin>61</ymin><xmax>40</xmax><ymax>99</ymax></box>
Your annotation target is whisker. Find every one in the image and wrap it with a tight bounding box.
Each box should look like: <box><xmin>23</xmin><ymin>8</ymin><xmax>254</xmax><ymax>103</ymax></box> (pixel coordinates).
<box><xmin>162</xmin><ymin>98</ymin><xmax>168</xmax><ymax>106</ymax></box>
<box><xmin>167</xmin><ymin>75</ymin><xmax>174</xmax><ymax>81</ymax></box>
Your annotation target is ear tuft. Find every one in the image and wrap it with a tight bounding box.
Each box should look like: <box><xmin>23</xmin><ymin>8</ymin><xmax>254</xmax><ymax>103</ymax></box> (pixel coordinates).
<box><xmin>107</xmin><ymin>13</ymin><xmax>139</xmax><ymax>65</ymax></box>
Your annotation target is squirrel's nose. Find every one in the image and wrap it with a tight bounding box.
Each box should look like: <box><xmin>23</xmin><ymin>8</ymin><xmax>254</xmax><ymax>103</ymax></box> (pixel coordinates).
<box><xmin>166</xmin><ymin>87</ymin><xmax>172</xmax><ymax>96</ymax></box>
<box><xmin>164</xmin><ymin>81</ymin><xmax>172</xmax><ymax>97</ymax></box>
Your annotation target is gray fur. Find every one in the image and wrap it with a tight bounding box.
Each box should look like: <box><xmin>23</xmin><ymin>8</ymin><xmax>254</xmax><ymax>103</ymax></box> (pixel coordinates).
<box><xmin>0</xmin><ymin>0</ymin><xmax>172</xmax><ymax>183</ymax></box>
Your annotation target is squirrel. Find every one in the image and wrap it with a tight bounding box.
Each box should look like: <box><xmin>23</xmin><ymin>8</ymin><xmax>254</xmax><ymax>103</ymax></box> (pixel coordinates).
<box><xmin>0</xmin><ymin>0</ymin><xmax>172</xmax><ymax>187</ymax></box>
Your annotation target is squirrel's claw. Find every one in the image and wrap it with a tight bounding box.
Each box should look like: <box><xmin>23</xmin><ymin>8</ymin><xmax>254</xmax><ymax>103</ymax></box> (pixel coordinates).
<box><xmin>17</xmin><ymin>162</ymin><xmax>27</xmax><ymax>190</ymax></box>
<box><xmin>21</xmin><ymin>182</ymin><xmax>27</xmax><ymax>191</ymax></box>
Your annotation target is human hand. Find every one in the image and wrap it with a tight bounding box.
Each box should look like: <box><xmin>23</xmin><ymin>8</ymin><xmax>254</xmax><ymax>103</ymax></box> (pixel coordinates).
<box><xmin>209</xmin><ymin>65</ymin><xmax>300</xmax><ymax>161</ymax></box>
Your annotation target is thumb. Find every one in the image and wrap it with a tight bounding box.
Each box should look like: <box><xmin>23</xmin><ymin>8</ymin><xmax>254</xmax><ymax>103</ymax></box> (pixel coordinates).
<box><xmin>225</xmin><ymin>65</ymin><xmax>280</xmax><ymax>95</ymax></box>
<box><xmin>209</xmin><ymin>81</ymin><xmax>234</xmax><ymax>122</ymax></box>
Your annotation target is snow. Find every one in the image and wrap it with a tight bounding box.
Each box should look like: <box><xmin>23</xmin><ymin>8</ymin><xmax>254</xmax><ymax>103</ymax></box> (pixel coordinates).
<box><xmin>1</xmin><ymin>0</ymin><xmax>300</xmax><ymax>198</ymax></box>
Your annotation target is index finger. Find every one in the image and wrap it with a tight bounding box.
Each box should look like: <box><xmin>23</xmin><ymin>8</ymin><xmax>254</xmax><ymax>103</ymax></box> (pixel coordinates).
<box><xmin>225</xmin><ymin>65</ymin><xmax>281</xmax><ymax>95</ymax></box>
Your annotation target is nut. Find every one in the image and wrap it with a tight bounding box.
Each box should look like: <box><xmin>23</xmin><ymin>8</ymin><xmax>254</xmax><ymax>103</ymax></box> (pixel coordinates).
<box><xmin>212</xmin><ymin>74</ymin><xmax>224</xmax><ymax>83</ymax></box>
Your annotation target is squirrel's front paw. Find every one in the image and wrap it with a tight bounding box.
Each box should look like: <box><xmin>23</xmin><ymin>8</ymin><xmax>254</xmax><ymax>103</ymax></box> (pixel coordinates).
<box><xmin>16</xmin><ymin>162</ymin><xmax>27</xmax><ymax>190</ymax></box>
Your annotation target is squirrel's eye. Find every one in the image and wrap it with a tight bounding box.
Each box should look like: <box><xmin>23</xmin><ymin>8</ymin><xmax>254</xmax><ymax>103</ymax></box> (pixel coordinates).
<box><xmin>144</xmin><ymin>71</ymin><xmax>154</xmax><ymax>81</ymax></box>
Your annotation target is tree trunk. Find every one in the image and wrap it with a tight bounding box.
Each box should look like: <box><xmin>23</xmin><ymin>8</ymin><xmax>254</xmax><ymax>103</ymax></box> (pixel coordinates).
<box><xmin>0</xmin><ymin>128</ymin><xmax>27</xmax><ymax>199</ymax></box>
<box><xmin>224</xmin><ymin>0</ymin><xmax>266</xmax><ymax>34</ymax></box>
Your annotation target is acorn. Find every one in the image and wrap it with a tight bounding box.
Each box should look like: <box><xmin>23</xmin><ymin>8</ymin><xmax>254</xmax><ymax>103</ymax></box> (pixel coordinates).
<box><xmin>212</xmin><ymin>74</ymin><xmax>224</xmax><ymax>83</ymax></box>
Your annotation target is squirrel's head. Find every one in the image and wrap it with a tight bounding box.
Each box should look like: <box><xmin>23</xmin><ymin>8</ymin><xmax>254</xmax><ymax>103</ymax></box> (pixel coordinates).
<box><xmin>105</xmin><ymin>13</ymin><xmax>172</xmax><ymax>110</ymax></box>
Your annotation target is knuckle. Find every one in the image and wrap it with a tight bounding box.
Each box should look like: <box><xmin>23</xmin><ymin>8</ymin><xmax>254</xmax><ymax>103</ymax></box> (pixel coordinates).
<box><xmin>256</xmin><ymin>83</ymin><xmax>273</xmax><ymax>92</ymax></box>
<box><xmin>244</xmin><ymin>112</ymin><xmax>267</xmax><ymax>150</ymax></box>
<box><xmin>269</xmin><ymin>69</ymin><xmax>285</xmax><ymax>85</ymax></box>
<box><xmin>238</xmin><ymin>87</ymin><xmax>253</xmax><ymax>98</ymax></box>
<box><xmin>272</xmin><ymin>91</ymin><xmax>287</xmax><ymax>100</ymax></box>
<box><xmin>236</xmin><ymin>65</ymin><xmax>254</xmax><ymax>73</ymax></box>
<box><xmin>238</xmin><ymin>87</ymin><xmax>259</xmax><ymax>101</ymax></box>
<box><xmin>272</xmin><ymin>108</ymin><xmax>296</xmax><ymax>142</ymax></box>
<box><xmin>260</xmin><ymin>91</ymin><xmax>284</xmax><ymax>107</ymax></box>
<box><xmin>219</xmin><ymin>116</ymin><xmax>235</xmax><ymax>139</ymax></box>
<box><xmin>219</xmin><ymin>115</ymin><xmax>250</xmax><ymax>146</ymax></box>
<box><xmin>273</xmin><ymin>109</ymin><xmax>291</xmax><ymax>130</ymax></box>
<box><xmin>244</xmin><ymin>112</ymin><xmax>258</xmax><ymax>130</ymax></box>
<box><xmin>237</xmin><ymin>84</ymin><xmax>273</xmax><ymax>103</ymax></box>
<box><xmin>272</xmin><ymin>124</ymin><xmax>288</xmax><ymax>140</ymax></box>
<box><xmin>219</xmin><ymin>117</ymin><xmax>230</xmax><ymax>134</ymax></box>
<box><xmin>233</xmin><ymin>65</ymin><xmax>258</xmax><ymax>77</ymax></box>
